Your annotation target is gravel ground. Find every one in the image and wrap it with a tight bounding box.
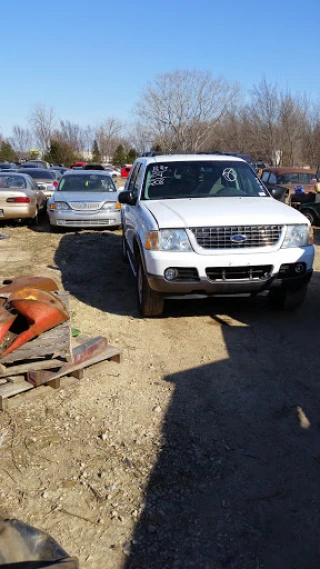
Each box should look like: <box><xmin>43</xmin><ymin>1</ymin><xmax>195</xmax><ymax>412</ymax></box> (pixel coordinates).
<box><xmin>0</xmin><ymin>213</ymin><xmax>320</xmax><ymax>569</ymax></box>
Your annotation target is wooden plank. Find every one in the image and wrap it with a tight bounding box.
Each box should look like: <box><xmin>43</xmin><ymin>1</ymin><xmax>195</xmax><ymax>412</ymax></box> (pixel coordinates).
<box><xmin>0</xmin><ymin>292</ymin><xmax>71</xmax><ymax>366</ymax></box>
<box><xmin>1</xmin><ymin>376</ymin><xmax>79</xmax><ymax>411</ymax></box>
<box><xmin>27</xmin><ymin>345</ymin><xmax>121</xmax><ymax>386</ymax></box>
<box><xmin>0</xmin><ymin>379</ymin><xmax>33</xmax><ymax>398</ymax></box>
<box><xmin>28</xmin><ymin>337</ymin><xmax>109</xmax><ymax>386</ymax></box>
<box><xmin>6</xmin><ymin>375</ymin><xmax>25</xmax><ymax>383</ymax></box>
<box><xmin>0</xmin><ymin>358</ymin><xmax>66</xmax><ymax>378</ymax></box>
<box><xmin>0</xmin><ymin>378</ymin><xmax>7</xmax><ymax>385</ymax></box>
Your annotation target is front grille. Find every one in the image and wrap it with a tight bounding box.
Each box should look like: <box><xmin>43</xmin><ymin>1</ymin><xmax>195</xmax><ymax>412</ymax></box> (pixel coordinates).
<box><xmin>61</xmin><ymin>219</ymin><xmax>113</xmax><ymax>227</ymax></box>
<box><xmin>206</xmin><ymin>265</ymin><xmax>273</xmax><ymax>281</ymax></box>
<box><xmin>191</xmin><ymin>226</ymin><xmax>282</xmax><ymax>249</ymax></box>
<box><xmin>175</xmin><ymin>268</ymin><xmax>199</xmax><ymax>281</ymax></box>
<box><xmin>69</xmin><ymin>202</ymin><xmax>101</xmax><ymax>211</ymax></box>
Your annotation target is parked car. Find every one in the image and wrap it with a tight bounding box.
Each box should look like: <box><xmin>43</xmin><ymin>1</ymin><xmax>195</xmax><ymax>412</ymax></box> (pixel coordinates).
<box><xmin>82</xmin><ymin>163</ymin><xmax>105</xmax><ymax>170</ymax></box>
<box><xmin>19</xmin><ymin>168</ymin><xmax>58</xmax><ymax>199</ymax></box>
<box><xmin>104</xmin><ymin>167</ymin><xmax>121</xmax><ymax>179</ymax></box>
<box><xmin>0</xmin><ymin>172</ymin><xmax>46</xmax><ymax>224</ymax></box>
<box><xmin>259</xmin><ymin>167</ymin><xmax>318</xmax><ymax>200</ymax></box>
<box><xmin>20</xmin><ymin>160</ymin><xmax>50</xmax><ymax>169</ymax></box>
<box><xmin>121</xmin><ymin>165</ymin><xmax>132</xmax><ymax>178</ymax></box>
<box><xmin>49</xmin><ymin>168</ymin><xmax>63</xmax><ymax>180</ymax></box>
<box><xmin>0</xmin><ymin>162</ymin><xmax>17</xmax><ymax>171</ymax></box>
<box><xmin>47</xmin><ymin>170</ymin><xmax>121</xmax><ymax>231</ymax></box>
<box><xmin>119</xmin><ymin>153</ymin><xmax>314</xmax><ymax>316</ymax></box>
<box><xmin>50</xmin><ymin>167</ymin><xmax>68</xmax><ymax>177</ymax></box>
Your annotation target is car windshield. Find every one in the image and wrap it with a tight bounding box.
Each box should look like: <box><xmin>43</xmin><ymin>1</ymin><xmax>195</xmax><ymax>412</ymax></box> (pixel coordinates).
<box><xmin>0</xmin><ymin>175</ymin><xmax>27</xmax><ymax>189</ymax></box>
<box><xmin>20</xmin><ymin>170</ymin><xmax>54</xmax><ymax>180</ymax></box>
<box><xmin>58</xmin><ymin>174</ymin><xmax>116</xmax><ymax>192</ymax></box>
<box><xmin>142</xmin><ymin>161</ymin><xmax>269</xmax><ymax>200</ymax></box>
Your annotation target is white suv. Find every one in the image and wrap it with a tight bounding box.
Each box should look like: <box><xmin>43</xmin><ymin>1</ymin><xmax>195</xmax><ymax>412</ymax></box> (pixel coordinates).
<box><xmin>119</xmin><ymin>153</ymin><xmax>314</xmax><ymax>317</ymax></box>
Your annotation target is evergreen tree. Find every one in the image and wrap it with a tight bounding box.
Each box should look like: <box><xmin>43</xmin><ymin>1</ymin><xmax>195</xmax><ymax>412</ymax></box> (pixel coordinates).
<box><xmin>113</xmin><ymin>144</ymin><xmax>126</xmax><ymax>167</ymax></box>
<box><xmin>92</xmin><ymin>140</ymin><xmax>101</xmax><ymax>162</ymax></box>
<box><xmin>127</xmin><ymin>148</ymin><xmax>138</xmax><ymax>163</ymax></box>
<box><xmin>0</xmin><ymin>141</ymin><xmax>18</xmax><ymax>162</ymax></box>
<box><xmin>43</xmin><ymin>139</ymin><xmax>75</xmax><ymax>166</ymax></box>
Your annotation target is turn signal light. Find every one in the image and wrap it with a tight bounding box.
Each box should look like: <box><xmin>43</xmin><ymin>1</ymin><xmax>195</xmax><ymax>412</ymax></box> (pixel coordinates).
<box><xmin>53</xmin><ymin>181</ymin><xmax>58</xmax><ymax>189</ymax></box>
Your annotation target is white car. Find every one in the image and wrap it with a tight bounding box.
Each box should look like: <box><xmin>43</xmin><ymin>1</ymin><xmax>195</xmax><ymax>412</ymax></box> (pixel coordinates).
<box><xmin>119</xmin><ymin>153</ymin><xmax>314</xmax><ymax>316</ymax></box>
<box><xmin>104</xmin><ymin>167</ymin><xmax>121</xmax><ymax>178</ymax></box>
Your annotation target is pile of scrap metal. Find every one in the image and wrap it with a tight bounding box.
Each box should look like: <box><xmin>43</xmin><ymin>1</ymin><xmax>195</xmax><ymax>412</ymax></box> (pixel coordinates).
<box><xmin>0</xmin><ymin>277</ymin><xmax>69</xmax><ymax>358</ymax></box>
<box><xmin>0</xmin><ymin>518</ymin><xmax>79</xmax><ymax>567</ymax></box>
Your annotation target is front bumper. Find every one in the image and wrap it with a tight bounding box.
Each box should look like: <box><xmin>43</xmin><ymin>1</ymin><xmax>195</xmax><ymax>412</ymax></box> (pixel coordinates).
<box><xmin>48</xmin><ymin>209</ymin><xmax>121</xmax><ymax>228</ymax></box>
<box><xmin>144</xmin><ymin>246</ymin><xmax>314</xmax><ymax>296</ymax></box>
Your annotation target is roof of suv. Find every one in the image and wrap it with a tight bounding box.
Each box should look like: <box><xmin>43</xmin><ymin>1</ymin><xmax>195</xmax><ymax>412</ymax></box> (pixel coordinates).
<box><xmin>138</xmin><ymin>153</ymin><xmax>244</xmax><ymax>165</ymax></box>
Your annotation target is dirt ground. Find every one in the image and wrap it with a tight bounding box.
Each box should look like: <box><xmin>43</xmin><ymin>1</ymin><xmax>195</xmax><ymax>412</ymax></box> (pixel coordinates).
<box><xmin>0</xmin><ymin>211</ymin><xmax>320</xmax><ymax>569</ymax></box>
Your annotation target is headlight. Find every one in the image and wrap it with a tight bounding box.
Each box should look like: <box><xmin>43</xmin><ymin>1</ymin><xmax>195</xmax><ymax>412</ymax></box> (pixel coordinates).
<box><xmin>49</xmin><ymin>202</ymin><xmax>70</xmax><ymax>211</ymax></box>
<box><xmin>145</xmin><ymin>229</ymin><xmax>192</xmax><ymax>251</ymax></box>
<box><xmin>281</xmin><ymin>225</ymin><xmax>313</xmax><ymax>248</ymax></box>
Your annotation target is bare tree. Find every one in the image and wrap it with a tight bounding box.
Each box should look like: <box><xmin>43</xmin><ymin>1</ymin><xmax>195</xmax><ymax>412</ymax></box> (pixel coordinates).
<box><xmin>29</xmin><ymin>104</ymin><xmax>56</xmax><ymax>152</ymax></box>
<box><xmin>135</xmin><ymin>70</ymin><xmax>240</xmax><ymax>152</ymax></box>
<box><xmin>94</xmin><ymin>118</ymin><xmax>123</xmax><ymax>161</ymax></box>
<box><xmin>249</xmin><ymin>79</ymin><xmax>280</xmax><ymax>164</ymax></box>
<box><xmin>59</xmin><ymin>120</ymin><xmax>83</xmax><ymax>153</ymax></box>
<box><xmin>10</xmin><ymin>125</ymin><xmax>33</xmax><ymax>157</ymax></box>
<box><xmin>82</xmin><ymin>125</ymin><xmax>95</xmax><ymax>158</ymax></box>
<box><xmin>278</xmin><ymin>91</ymin><xmax>309</xmax><ymax>166</ymax></box>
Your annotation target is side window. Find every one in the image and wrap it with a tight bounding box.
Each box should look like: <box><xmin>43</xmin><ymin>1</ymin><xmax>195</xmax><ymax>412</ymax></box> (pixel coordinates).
<box><xmin>269</xmin><ymin>173</ymin><xmax>277</xmax><ymax>184</ymax></box>
<box><xmin>128</xmin><ymin>163</ymin><xmax>141</xmax><ymax>197</ymax></box>
<box><xmin>261</xmin><ymin>171</ymin><xmax>270</xmax><ymax>182</ymax></box>
<box><xmin>32</xmin><ymin>181</ymin><xmax>39</xmax><ymax>191</ymax></box>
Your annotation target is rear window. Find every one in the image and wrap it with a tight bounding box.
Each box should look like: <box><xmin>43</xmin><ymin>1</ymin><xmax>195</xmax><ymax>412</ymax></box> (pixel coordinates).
<box><xmin>58</xmin><ymin>174</ymin><xmax>116</xmax><ymax>192</ymax></box>
<box><xmin>20</xmin><ymin>170</ymin><xmax>54</xmax><ymax>180</ymax></box>
<box><xmin>0</xmin><ymin>175</ymin><xmax>27</xmax><ymax>189</ymax></box>
<box><xmin>277</xmin><ymin>172</ymin><xmax>317</xmax><ymax>184</ymax></box>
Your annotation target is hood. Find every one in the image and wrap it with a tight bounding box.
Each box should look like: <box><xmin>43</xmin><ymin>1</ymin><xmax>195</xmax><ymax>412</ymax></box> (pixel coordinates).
<box><xmin>54</xmin><ymin>191</ymin><xmax>118</xmax><ymax>203</ymax></box>
<box><xmin>143</xmin><ymin>197</ymin><xmax>308</xmax><ymax>228</ymax></box>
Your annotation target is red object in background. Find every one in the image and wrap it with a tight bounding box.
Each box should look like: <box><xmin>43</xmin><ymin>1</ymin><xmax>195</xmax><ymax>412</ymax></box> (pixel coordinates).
<box><xmin>121</xmin><ymin>165</ymin><xmax>132</xmax><ymax>178</ymax></box>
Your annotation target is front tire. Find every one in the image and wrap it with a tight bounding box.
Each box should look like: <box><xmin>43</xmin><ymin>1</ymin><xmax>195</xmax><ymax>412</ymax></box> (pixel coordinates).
<box><xmin>269</xmin><ymin>285</ymin><xmax>308</xmax><ymax>310</ymax></box>
<box><xmin>137</xmin><ymin>258</ymin><xmax>165</xmax><ymax>317</ymax></box>
<box><xmin>302</xmin><ymin>209</ymin><xmax>316</xmax><ymax>226</ymax></box>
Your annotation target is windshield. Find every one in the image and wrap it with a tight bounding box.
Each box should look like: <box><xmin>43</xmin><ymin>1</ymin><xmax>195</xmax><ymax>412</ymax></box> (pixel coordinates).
<box><xmin>0</xmin><ymin>175</ymin><xmax>27</xmax><ymax>189</ymax></box>
<box><xmin>19</xmin><ymin>170</ymin><xmax>54</xmax><ymax>180</ymax></box>
<box><xmin>142</xmin><ymin>161</ymin><xmax>269</xmax><ymax>200</ymax></box>
<box><xmin>58</xmin><ymin>174</ymin><xmax>117</xmax><ymax>192</ymax></box>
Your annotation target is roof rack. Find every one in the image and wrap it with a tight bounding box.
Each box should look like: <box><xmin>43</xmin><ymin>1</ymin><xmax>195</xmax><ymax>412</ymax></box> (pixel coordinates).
<box><xmin>140</xmin><ymin>150</ymin><xmax>226</xmax><ymax>157</ymax></box>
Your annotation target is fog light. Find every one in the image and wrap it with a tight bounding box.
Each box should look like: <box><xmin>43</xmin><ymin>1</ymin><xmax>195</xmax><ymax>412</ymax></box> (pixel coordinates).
<box><xmin>295</xmin><ymin>263</ymin><xmax>305</xmax><ymax>274</ymax></box>
<box><xmin>164</xmin><ymin>268</ymin><xmax>179</xmax><ymax>281</ymax></box>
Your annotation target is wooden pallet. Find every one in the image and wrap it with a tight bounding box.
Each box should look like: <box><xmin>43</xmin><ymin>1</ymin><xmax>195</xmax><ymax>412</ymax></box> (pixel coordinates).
<box><xmin>0</xmin><ymin>340</ymin><xmax>121</xmax><ymax>411</ymax></box>
<box><xmin>0</xmin><ymin>291</ymin><xmax>72</xmax><ymax>378</ymax></box>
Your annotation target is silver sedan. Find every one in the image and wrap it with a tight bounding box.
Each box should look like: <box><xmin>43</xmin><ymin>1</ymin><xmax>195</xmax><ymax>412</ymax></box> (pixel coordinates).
<box><xmin>47</xmin><ymin>170</ymin><xmax>121</xmax><ymax>231</ymax></box>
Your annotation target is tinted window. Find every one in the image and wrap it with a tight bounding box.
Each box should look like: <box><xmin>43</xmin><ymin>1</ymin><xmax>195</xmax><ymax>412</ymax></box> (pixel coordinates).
<box><xmin>261</xmin><ymin>171</ymin><xmax>270</xmax><ymax>182</ymax></box>
<box><xmin>142</xmin><ymin>161</ymin><xmax>268</xmax><ymax>200</ymax></box>
<box><xmin>58</xmin><ymin>174</ymin><xmax>116</xmax><ymax>192</ymax></box>
<box><xmin>269</xmin><ymin>173</ymin><xmax>277</xmax><ymax>184</ymax></box>
<box><xmin>19</xmin><ymin>169</ymin><xmax>54</xmax><ymax>180</ymax></box>
<box><xmin>299</xmin><ymin>173</ymin><xmax>317</xmax><ymax>184</ymax></box>
<box><xmin>0</xmin><ymin>175</ymin><xmax>27</xmax><ymax>189</ymax></box>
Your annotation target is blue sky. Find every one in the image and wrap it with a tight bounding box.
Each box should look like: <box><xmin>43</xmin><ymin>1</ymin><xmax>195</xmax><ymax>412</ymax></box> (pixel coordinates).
<box><xmin>1</xmin><ymin>0</ymin><xmax>319</xmax><ymax>136</ymax></box>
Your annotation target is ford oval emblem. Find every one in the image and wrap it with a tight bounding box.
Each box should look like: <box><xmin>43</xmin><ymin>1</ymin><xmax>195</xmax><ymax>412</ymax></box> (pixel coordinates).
<box><xmin>230</xmin><ymin>234</ymin><xmax>247</xmax><ymax>243</ymax></box>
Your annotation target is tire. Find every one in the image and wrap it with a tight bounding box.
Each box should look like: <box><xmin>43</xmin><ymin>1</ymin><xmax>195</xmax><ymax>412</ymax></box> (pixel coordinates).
<box><xmin>29</xmin><ymin>209</ymin><xmax>39</xmax><ymax>226</ymax></box>
<box><xmin>268</xmin><ymin>285</ymin><xmax>308</xmax><ymax>310</ymax></box>
<box><xmin>122</xmin><ymin>234</ymin><xmax>129</xmax><ymax>263</ymax></box>
<box><xmin>137</xmin><ymin>258</ymin><xmax>165</xmax><ymax>317</ymax></box>
<box><xmin>301</xmin><ymin>209</ymin><xmax>316</xmax><ymax>226</ymax></box>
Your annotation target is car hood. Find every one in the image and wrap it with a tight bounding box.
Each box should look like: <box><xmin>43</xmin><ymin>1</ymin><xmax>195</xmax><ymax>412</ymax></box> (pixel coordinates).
<box><xmin>54</xmin><ymin>191</ymin><xmax>118</xmax><ymax>203</ymax></box>
<box><xmin>143</xmin><ymin>197</ymin><xmax>308</xmax><ymax>228</ymax></box>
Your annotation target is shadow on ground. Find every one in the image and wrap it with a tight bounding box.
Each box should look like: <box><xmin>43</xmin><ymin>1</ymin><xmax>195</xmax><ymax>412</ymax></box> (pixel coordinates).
<box><xmin>124</xmin><ymin>272</ymin><xmax>320</xmax><ymax>569</ymax></box>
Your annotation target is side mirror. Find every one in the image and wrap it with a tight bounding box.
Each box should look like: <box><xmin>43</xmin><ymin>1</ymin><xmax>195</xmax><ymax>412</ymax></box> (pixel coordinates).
<box><xmin>118</xmin><ymin>190</ymin><xmax>137</xmax><ymax>206</ymax></box>
<box><xmin>314</xmin><ymin>182</ymin><xmax>320</xmax><ymax>193</ymax></box>
<box><xmin>269</xmin><ymin>186</ymin><xmax>286</xmax><ymax>201</ymax></box>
